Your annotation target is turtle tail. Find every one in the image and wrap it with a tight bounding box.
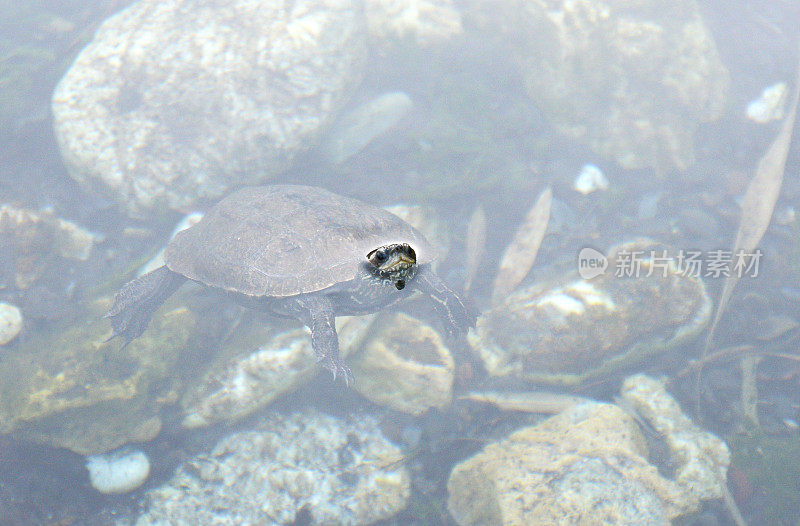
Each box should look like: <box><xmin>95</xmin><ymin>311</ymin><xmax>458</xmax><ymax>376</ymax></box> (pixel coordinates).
<box><xmin>104</xmin><ymin>265</ymin><xmax>186</xmax><ymax>345</ymax></box>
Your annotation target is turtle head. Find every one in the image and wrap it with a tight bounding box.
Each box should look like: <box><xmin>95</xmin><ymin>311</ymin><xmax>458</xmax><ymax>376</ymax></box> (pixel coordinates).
<box><xmin>366</xmin><ymin>243</ymin><xmax>417</xmax><ymax>290</ymax></box>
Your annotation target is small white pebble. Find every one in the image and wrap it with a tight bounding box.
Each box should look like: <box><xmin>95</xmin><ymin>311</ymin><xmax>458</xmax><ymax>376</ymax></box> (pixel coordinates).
<box><xmin>86</xmin><ymin>449</ymin><xmax>150</xmax><ymax>494</ymax></box>
<box><xmin>746</xmin><ymin>82</ymin><xmax>788</xmax><ymax>123</ymax></box>
<box><xmin>0</xmin><ymin>302</ymin><xmax>23</xmax><ymax>345</ymax></box>
<box><xmin>573</xmin><ymin>164</ymin><xmax>609</xmax><ymax>195</ymax></box>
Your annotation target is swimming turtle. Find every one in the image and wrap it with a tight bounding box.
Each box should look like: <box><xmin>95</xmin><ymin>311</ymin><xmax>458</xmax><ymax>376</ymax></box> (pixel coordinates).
<box><xmin>105</xmin><ymin>185</ymin><xmax>469</xmax><ymax>384</ymax></box>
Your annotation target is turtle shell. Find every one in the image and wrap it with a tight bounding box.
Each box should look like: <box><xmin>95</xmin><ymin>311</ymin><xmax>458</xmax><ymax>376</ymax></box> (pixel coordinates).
<box><xmin>164</xmin><ymin>185</ymin><xmax>437</xmax><ymax>297</ymax></box>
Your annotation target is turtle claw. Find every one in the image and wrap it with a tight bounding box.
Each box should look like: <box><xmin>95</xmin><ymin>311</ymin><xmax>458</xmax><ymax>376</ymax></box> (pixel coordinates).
<box><xmin>319</xmin><ymin>354</ymin><xmax>354</xmax><ymax>386</ymax></box>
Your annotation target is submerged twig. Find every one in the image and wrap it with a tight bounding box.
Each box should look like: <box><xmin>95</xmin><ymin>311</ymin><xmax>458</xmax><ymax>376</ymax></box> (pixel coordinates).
<box><xmin>720</xmin><ymin>469</ymin><xmax>748</xmax><ymax>526</ymax></box>
<box><xmin>459</xmin><ymin>390</ymin><xmax>590</xmax><ymax>414</ymax></box>
<box><xmin>676</xmin><ymin>344</ymin><xmax>755</xmax><ymax>377</ymax></box>
<box><xmin>696</xmin><ymin>46</ymin><xmax>800</xmax><ymax>409</ymax></box>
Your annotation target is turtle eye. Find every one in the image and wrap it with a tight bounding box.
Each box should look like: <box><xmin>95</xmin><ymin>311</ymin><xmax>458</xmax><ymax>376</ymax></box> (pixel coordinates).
<box><xmin>368</xmin><ymin>248</ymin><xmax>388</xmax><ymax>266</ymax></box>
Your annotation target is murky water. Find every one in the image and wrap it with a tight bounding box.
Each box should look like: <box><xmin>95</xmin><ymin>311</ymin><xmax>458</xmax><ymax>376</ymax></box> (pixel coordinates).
<box><xmin>2</xmin><ymin>1</ymin><xmax>799</xmax><ymax>524</ymax></box>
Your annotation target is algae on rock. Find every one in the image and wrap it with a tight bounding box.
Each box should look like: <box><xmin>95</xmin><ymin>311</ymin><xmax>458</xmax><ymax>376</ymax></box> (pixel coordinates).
<box><xmin>0</xmin><ymin>295</ymin><xmax>195</xmax><ymax>454</ymax></box>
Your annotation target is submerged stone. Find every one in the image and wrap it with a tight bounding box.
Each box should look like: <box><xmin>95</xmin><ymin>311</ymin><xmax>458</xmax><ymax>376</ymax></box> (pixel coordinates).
<box><xmin>136</xmin><ymin>410</ymin><xmax>410</xmax><ymax>525</ymax></box>
<box><xmin>447</xmin><ymin>403</ymin><xmax>670</xmax><ymax>525</ymax></box>
<box><xmin>349</xmin><ymin>312</ymin><xmax>454</xmax><ymax>415</ymax></box>
<box><xmin>447</xmin><ymin>390</ymin><xmax>729</xmax><ymax>525</ymax></box>
<box><xmin>86</xmin><ymin>448</ymin><xmax>150</xmax><ymax>494</ymax></box>
<box><xmin>746</xmin><ymin>82</ymin><xmax>788</xmax><ymax>123</ymax></box>
<box><xmin>181</xmin><ymin>314</ymin><xmax>375</xmax><ymax>428</ymax></box>
<box><xmin>620</xmin><ymin>374</ymin><xmax>730</xmax><ymax>503</ymax></box>
<box><xmin>469</xmin><ymin>240</ymin><xmax>712</xmax><ymax>386</ymax></box>
<box><xmin>52</xmin><ymin>0</ymin><xmax>367</xmax><ymax>217</ymax></box>
<box><xmin>182</xmin><ymin>327</ymin><xmax>315</xmax><ymax>429</ymax></box>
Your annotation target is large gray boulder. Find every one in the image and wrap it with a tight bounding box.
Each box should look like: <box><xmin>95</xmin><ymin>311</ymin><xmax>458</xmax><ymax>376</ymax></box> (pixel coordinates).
<box><xmin>52</xmin><ymin>0</ymin><xmax>366</xmax><ymax>217</ymax></box>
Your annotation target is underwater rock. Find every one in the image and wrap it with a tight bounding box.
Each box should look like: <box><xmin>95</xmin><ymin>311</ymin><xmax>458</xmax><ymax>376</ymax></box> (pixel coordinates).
<box><xmin>0</xmin><ymin>296</ymin><xmax>194</xmax><ymax>454</ymax></box>
<box><xmin>469</xmin><ymin>240</ymin><xmax>712</xmax><ymax>386</ymax></box>
<box><xmin>181</xmin><ymin>327</ymin><xmax>315</xmax><ymax>429</ymax></box>
<box><xmin>0</xmin><ymin>302</ymin><xmax>23</xmax><ymax>345</ymax></box>
<box><xmin>620</xmin><ymin>374</ymin><xmax>730</xmax><ymax>503</ymax></box>
<box><xmin>465</xmin><ymin>0</ymin><xmax>729</xmax><ymax>171</ymax></box>
<box><xmin>349</xmin><ymin>313</ymin><xmax>454</xmax><ymax>415</ymax></box>
<box><xmin>181</xmin><ymin>315</ymin><xmax>375</xmax><ymax>428</ymax></box>
<box><xmin>86</xmin><ymin>448</ymin><xmax>150</xmax><ymax>494</ymax></box>
<box><xmin>447</xmin><ymin>400</ymin><xmax>720</xmax><ymax>525</ymax></box>
<box><xmin>135</xmin><ymin>410</ymin><xmax>410</xmax><ymax>525</ymax></box>
<box><xmin>0</xmin><ymin>204</ymin><xmax>97</xmax><ymax>289</ymax></box>
<box><xmin>52</xmin><ymin>0</ymin><xmax>367</xmax><ymax>218</ymax></box>
<box><xmin>365</xmin><ymin>0</ymin><xmax>463</xmax><ymax>45</ymax></box>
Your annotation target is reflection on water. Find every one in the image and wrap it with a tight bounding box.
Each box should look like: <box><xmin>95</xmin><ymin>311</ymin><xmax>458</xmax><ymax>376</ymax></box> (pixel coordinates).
<box><xmin>2</xmin><ymin>0</ymin><xmax>800</xmax><ymax>524</ymax></box>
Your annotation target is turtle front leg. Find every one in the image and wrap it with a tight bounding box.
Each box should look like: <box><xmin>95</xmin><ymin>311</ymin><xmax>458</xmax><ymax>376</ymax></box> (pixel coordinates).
<box><xmin>413</xmin><ymin>267</ymin><xmax>473</xmax><ymax>340</ymax></box>
<box><xmin>298</xmin><ymin>295</ymin><xmax>354</xmax><ymax>386</ymax></box>
<box><xmin>105</xmin><ymin>265</ymin><xmax>186</xmax><ymax>346</ymax></box>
